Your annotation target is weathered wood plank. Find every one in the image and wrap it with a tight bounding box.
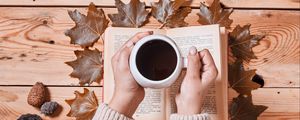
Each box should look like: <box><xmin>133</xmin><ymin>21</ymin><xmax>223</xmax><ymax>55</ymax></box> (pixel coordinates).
<box><xmin>0</xmin><ymin>87</ymin><xmax>299</xmax><ymax>119</ymax></box>
<box><xmin>0</xmin><ymin>8</ymin><xmax>299</xmax><ymax>87</ymax></box>
<box><xmin>229</xmin><ymin>10</ymin><xmax>300</xmax><ymax>88</ymax></box>
<box><xmin>0</xmin><ymin>0</ymin><xmax>299</xmax><ymax>9</ymax></box>
<box><xmin>258</xmin><ymin>112</ymin><xmax>300</xmax><ymax>120</ymax></box>
<box><xmin>228</xmin><ymin>88</ymin><xmax>300</xmax><ymax>113</ymax></box>
<box><xmin>0</xmin><ymin>86</ymin><xmax>102</xmax><ymax>120</ymax></box>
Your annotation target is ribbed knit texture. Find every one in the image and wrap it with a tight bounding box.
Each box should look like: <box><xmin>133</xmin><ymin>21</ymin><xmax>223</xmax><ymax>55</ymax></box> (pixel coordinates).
<box><xmin>169</xmin><ymin>113</ymin><xmax>210</xmax><ymax>120</ymax></box>
<box><xmin>92</xmin><ymin>103</ymin><xmax>134</xmax><ymax>120</ymax></box>
<box><xmin>92</xmin><ymin>103</ymin><xmax>210</xmax><ymax>120</ymax></box>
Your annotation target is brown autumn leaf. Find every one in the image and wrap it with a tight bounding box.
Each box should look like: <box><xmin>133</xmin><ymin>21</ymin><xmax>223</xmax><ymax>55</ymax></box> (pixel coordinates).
<box><xmin>65</xmin><ymin>49</ymin><xmax>103</xmax><ymax>85</ymax></box>
<box><xmin>197</xmin><ymin>0</ymin><xmax>233</xmax><ymax>28</ymax></box>
<box><xmin>161</xmin><ymin>6</ymin><xmax>192</xmax><ymax>28</ymax></box>
<box><xmin>65</xmin><ymin>2</ymin><xmax>109</xmax><ymax>48</ymax></box>
<box><xmin>65</xmin><ymin>88</ymin><xmax>99</xmax><ymax>120</ymax></box>
<box><xmin>229</xmin><ymin>60</ymin><xmax>261</xmax><ymax>95</ymax></box>
<box><xmin>229</xmin><ymin>24</ymin><xmax>265</xmax><ymax>62</ymax></box>
<box><xmin>229</xmin><ymin>94</ymin><xmax>268</xmax><ymax>120</ymax></box>
<box><xmin>108</xmin><ymin>0</ymin><xmax>150</xmax><ymax>28</ymax></box>
<box><xmin>151</xmin><ymin>0</ymin><xmax>191</xmax><ymax>28</ymax></box>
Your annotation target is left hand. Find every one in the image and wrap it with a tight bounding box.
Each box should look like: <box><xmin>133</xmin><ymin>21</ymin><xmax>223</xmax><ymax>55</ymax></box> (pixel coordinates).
<box><xmin>108</xmin><ymin>31</ymin><xmax>153</xmax><ymax>117</ymax></box>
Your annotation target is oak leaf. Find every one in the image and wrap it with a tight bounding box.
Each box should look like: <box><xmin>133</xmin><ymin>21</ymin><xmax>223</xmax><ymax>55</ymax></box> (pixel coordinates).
<box><xmin>65</xmin><ymin>2</ymin><xmax>109</xmax><ymax>48</ymax></box>
<box><xmin>65</xmin><ymin>88</ymin><xmax>98</xmax><ymax>120</ymax></box>
<box><xmin>229</xmin><ymin>94</ymin><xmax>268</xmax><ymax>120</ymax></box>
<box><xmin>65</xmin><ymin>49</ymin><xmax>103</xmax><ymax>85</ymax></box>
<box><xmin>108</xmin><ymin>0</ymin><xmax>150</xmax><ymax>28</ymax></box>
<box><xmin>197</xmin><ymin>0</ymin><xmax>233</xmax><ymax>28</ymax></box>
<box><xmin>151</xmin><ymin>0</ymin><xmax>191</xmax><ymax>28</ymax></box>
<box><xmin>229</xmin><ymin>60</ymin><xmax>261</xmax><ymax>95</ymax></box>
<box><xmin>229</xmin><ymin>24</ymin><xmax>264</xmax><ymax>62</ymax></box>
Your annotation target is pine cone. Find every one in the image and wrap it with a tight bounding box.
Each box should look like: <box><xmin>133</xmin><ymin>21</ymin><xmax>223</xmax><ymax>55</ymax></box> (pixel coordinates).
<box><xmin>41</xmin><ymin>101</ymin><xmax>59</xmax><ymax>115</ymax></box>
<box><xmin>27</xmin><ymin>82</ymin><xmax>46</xmax><ymax>107</ymax></box>
<box><xmin>17</xmin><ymin>113</ymin><xmax>42</xmax><ymax>120</ymax></box>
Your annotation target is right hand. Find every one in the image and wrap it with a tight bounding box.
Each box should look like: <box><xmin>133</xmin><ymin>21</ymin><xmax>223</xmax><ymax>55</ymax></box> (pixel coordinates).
<box><xmin>108</xmin><ymin>31</ymin><xmax>153</xmax><ymax>117</ymax></box>
<box><xmin>175</xmin><ymin>47</ymin><xmax>218</xmax><ymax>115</ymax></box>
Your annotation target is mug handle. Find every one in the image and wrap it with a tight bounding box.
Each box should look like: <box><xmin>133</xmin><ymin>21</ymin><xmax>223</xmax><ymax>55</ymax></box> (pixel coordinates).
<box><xmin>183</xmin><ymin>57</ymin><xmax>188</xmax><ymax>68</ymax></box>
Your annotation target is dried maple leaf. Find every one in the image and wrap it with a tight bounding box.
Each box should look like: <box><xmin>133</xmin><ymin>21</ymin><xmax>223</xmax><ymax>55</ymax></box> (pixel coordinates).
<box><xmin>65</xmin><ymin>49</ymin><xmax>103</xmax><ymax>85</ymax></box>
<box><xmin>108</xmin><ymin>0</ymin><xmax>150</xmax><ymax>28</ymax></box>
<box><xmin>65</xmin><ymin>2</ymin><xmax>109</xmax><ymax>48</ymax></box>
<box><xmin>229</xmin><ymin>94</ymin><xmax>268</xmax><ymax>120</ymax></box>
<box><xmin>197</xmin><ymin>0</ymin><xmax>233</xmax><ymax>28</ymax></box>
<box><xmin>229</xmin><ymin>24</ymin><xmax>265</xmax><ymax>62</ymax></box>
<box><xmin>65</xmin><ymin>88</ymin><xmax>99</xmax><ymax>120</ymax></box>
<box><xmin>229</xmin><ymin>60</ymin><xmax>261</xmax><ymax>95</ymax></box>
<box><xmin>151</xmin><ymin>0</ymin><xmax>191</xmax><ymax>28</ymax></box>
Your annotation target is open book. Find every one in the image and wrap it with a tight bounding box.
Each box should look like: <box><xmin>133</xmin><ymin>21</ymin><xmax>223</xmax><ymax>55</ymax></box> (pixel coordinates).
<box><xmin>103</xmin><ymin>24</ymin><xmax>228</xmax><ymax>120</ymax></box>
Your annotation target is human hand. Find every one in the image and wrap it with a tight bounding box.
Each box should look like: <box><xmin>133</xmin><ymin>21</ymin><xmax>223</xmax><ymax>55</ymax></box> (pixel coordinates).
<box><xmin>108</xmin><ymin>31</ymin><xmax>153</xmax><ymax>117</ymax></box>
<box><xmin>175</xmin><ymin>47</ymin><xmax>218</xmax><ymax>115</ymax></box>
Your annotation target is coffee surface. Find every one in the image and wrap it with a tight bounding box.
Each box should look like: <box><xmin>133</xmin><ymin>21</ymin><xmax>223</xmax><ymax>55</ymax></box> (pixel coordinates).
<box><xmin>136</xmin><ymin>40</ymin><xmax>177</xmax><ymax>80</ymax></box>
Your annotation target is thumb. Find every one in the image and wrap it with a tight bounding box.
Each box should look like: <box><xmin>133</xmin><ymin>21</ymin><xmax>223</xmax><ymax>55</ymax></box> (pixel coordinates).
<box><xmin>186</xmin><ymin>46</ymin><xmax>201</xmax><ymax>80</ymax></box>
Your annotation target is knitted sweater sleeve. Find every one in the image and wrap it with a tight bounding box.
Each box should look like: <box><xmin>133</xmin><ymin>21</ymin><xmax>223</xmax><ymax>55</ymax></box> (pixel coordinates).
<box><xmin>92</xmin><ymin>103</ymin><xmax>134</xmax><ymax>120</ymax></box>
<box><xmin>92</xmin><ymin>103</ymin><xmax>210</xmax><ymax>120</ymax></box>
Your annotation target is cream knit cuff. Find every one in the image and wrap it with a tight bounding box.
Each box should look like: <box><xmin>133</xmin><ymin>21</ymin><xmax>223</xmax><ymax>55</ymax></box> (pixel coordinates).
<box><xmin>170</xmin><ymin>113</ymin><xmax>210</xmax><ymax>120</ymax></box>
<box><xmin>92</xmin><ymin>103</ymin><xmax>210</xmax><ymax>120</ymax></box>
<box><xmin>92</xmin><ymin>103</ymin><xmax>134</xmax><ymax>120</ymax></box>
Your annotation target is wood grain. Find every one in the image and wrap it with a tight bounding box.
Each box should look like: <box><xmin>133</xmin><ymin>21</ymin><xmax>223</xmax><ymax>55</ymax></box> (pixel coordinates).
<box><xmin>228</xmin><ymin>88</ymin><xmax>300</xmax><ymax>112</ymax></box>
<box><xmin>258</xmin><ymin>112</ymin><xmax>300</xmax><ymax>120</ymax></box>
<box><xmin>0</xmin><ymin>0</ymin><xmax>298</xmax><ymax>119</ymax></box>
<box><xmin>230</xmin><ymin>10</ymin><xmax>300</xmax><ymax>88</ymax></box>
<box><xmin>0</xmin><ymin>0</ymin><xmax>299</xmax><ymax>9</ymax></box>
<box><xmin>0</xmin><ymin>8</ymin><xmax>299</xmax><ymax>87</ymax></box>
<box><xmin>0</xmin><ymin>87</ymin><xmax>298</xmax><ymax>120</ymax></box>
<box><xmin>0</xmin><ymin>86</ymin><xmax>102</xmax><ymax>120</ymax></box>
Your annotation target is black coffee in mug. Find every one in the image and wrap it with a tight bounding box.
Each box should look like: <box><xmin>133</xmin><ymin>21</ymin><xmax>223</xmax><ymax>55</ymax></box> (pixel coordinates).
<box><xmin>136</xmin><ymin>40</ymin><xmax>177</xmax><ymax>81</ymax></box>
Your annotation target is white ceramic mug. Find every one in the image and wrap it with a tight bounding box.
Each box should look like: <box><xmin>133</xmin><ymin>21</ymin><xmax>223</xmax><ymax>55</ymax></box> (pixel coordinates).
<box><xmin>129</xmin><ymin>34</ymin><xmax>188</xmax><ymax>89</ymax></box>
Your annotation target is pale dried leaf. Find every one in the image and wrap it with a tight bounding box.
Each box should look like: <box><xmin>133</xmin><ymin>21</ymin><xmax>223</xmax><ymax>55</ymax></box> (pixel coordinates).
<box><xmin>65</xmin><ymin>49</ymin><xmax>103</xmax><ymax>85</ymax></box>
<box><xmin>151</xmin><ymin>0</ymin><xmax>191</xmax><ymax>28</ymax></box>
<box><xmin>65</xmin><ymin>2</ymin><xmax>109</xmax><ymax>48</ymax></box>
<box><xmin>108</xmin><ymin>0</ymin><xmax>150</xmax><ymax>28</ymax></box>
<box><xmin>197</xmin><ymin>0</ymin><xmax>233</xmax><ymax>28</ymax></box>
<box><xmin>65</xmin><ymin>88</ymin><xmax>98</xmax><ymax>120</ymax></box>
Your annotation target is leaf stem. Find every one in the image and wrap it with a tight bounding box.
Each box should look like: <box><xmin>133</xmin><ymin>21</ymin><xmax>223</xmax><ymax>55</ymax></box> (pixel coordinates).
<box><xmin>159</xmin><ymin>22</ymin><xmax>166</xmax><ymax>29</ymax></box>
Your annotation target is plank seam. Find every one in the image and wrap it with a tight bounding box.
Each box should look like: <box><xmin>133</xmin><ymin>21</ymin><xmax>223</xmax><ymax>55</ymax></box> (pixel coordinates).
<box><xmin>0</xmin><ymin>85</ymin><xmax>103</xmax><ymax>87</ymax></box>
<box><xmin>0</xmin><ymin>6</ymin><xmax>299</xmax><ymax>11</ymax></box>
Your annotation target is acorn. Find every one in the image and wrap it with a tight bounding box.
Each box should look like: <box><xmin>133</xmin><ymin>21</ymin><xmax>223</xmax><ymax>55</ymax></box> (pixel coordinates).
<box><xmin>27</xmin><ymin>82</ymin><xmax>46</xmax><ymax>107</ymax></box>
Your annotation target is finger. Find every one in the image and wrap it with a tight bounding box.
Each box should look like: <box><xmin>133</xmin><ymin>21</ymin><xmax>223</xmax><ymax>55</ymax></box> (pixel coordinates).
<box><xmin>199</xmin><ymin>49</ymin><xmax>216</xmax><ymax>71</ymax></box>
<box><xmin>118</xmin><ymin>41</ymin><xmax>134</xmax><ymax>71</ymax></box>
<box><xmin>118</xmin><ymin>31</ymin><xmax>153</xmax><ymax>53</ymax></box>
<box><xmin>186</xmin><ymin>46</ymin><xmax>201</xmax><ymax>80</ymax></box>
<box><xmin>114</xmin><ymin>31</ymin><xmax>153</xmax><ymax>61</ymax></box>
<box><xmin>199</xmin><ymin>49</ymin><xmax>218</xmax><ymax>83</ymax></box>
<box><xmin>128</xmin><ymin>31</ymin><xmax>153</xmax><ymax>44</ymax></box>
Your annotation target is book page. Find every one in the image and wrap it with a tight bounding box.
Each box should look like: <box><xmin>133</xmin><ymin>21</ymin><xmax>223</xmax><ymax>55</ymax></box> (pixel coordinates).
<box><xmin>103</xmin><ymin>27</ymin><xmax>167</xmax><ymax>120</ymax></box>
<box><xmin>165</xmin><ymin>25</ymin><xmax>228</xmax><ymax>120</ymax></box>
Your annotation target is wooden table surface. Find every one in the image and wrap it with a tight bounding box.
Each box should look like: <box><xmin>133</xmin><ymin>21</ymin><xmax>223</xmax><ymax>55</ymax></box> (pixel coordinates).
<box><xmin>0</xmin><ymin>0</ymin><xmax>299</xmax><ymax>120</ymax></box>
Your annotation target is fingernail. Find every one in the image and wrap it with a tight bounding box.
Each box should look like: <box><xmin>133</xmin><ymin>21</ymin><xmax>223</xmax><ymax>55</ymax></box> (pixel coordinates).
<box><xmin>189</xmin><ymin>46</ymin><xmax>197</xmax><ymax>55</ymax></box>
<box><xmin>148</xmin><ymin>31</ymin><xmax>153</xmax><ymax>34</ymax></box>
<box><xmin>126</xmin><ymin>41</ymin><xmax>133</xmax><ymax>47</ymax></box>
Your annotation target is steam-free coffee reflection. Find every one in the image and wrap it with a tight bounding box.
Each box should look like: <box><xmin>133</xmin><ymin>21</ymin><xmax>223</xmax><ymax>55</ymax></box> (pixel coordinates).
<box><xmin>136</xmin><ymin>40</ymin><xmax>177</xmax><ymax>80</ymax></box>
